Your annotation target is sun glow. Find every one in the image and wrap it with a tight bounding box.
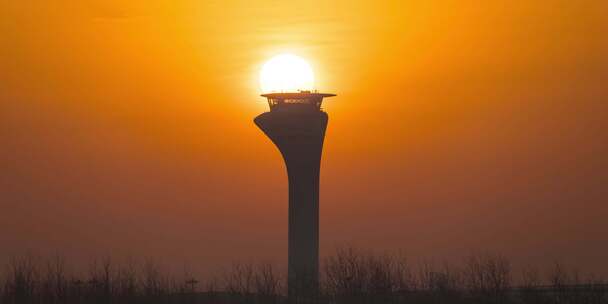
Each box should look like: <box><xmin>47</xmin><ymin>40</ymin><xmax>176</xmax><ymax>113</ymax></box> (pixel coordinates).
<box><xmin>260</xmin><ymin>54</ymin><xmax>314</xmax><ymax>93</ymax></box>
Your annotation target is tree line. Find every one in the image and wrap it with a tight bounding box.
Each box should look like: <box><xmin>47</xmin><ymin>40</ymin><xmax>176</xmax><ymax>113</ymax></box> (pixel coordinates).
<box><xmin>1</xmin><ymin>248</ymin><xmax>606</xmax><ymax>304</ymax></box>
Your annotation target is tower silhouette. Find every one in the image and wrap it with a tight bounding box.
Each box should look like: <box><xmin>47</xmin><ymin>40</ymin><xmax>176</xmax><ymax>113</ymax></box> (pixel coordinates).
<box><xmin>255</xmin><ymin>91</ymin><xmax>335</xmax><ymax>300</ymax></box>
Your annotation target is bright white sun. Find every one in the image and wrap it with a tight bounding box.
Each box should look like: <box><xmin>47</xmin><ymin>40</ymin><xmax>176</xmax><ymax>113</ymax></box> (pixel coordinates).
<box><xmin>260</xmin><ymin>54</ymin><xmax>314</xmax><ymax>93</ymax></box>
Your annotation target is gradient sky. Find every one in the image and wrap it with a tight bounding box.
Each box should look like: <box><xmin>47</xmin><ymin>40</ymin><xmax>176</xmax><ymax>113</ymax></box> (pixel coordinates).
<box><xmin>1</xmin><ymin>1</ymin><xmax>607</xmax><ymax>278</ymax></box>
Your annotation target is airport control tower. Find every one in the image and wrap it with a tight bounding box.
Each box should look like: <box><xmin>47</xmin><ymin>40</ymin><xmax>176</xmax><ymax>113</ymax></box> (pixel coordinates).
<box><xmin>255</xmin><ymin>91</ymin><xmax>335</xmax><ymax>300</ymax></box>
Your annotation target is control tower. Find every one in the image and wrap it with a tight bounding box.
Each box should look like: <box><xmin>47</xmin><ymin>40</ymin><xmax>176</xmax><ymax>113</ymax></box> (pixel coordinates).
<box><xmin>254</xmin><ymin>91</ymin><xmax>335</xmax><ymax>300</ymax></box>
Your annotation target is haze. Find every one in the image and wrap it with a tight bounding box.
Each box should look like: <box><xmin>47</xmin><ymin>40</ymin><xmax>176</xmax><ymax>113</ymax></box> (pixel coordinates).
<box><xmin>1</xmin><ymin>1</ymin><xmax>607</xmax><ymax>278</ymax></box>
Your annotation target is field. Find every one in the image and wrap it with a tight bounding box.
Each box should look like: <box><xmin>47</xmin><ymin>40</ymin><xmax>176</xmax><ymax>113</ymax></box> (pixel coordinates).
<box><xmin>2</xmin><ymin>248</ymin><xmax>606</xmax><ymax>304</ymax></box>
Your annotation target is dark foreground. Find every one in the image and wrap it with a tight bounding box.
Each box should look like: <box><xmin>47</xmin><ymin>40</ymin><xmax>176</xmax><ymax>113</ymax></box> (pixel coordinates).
<box><xmin>2</xmin><ymin>248</ymin><xmax>606</xmax><ymax>304</ymax></box>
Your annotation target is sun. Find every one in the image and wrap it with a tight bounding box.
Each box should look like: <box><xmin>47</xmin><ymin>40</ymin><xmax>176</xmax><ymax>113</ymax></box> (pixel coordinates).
<box><xmin>260</xmin><ymin>54</ymin><xmax>314</xmax><ymax>93</ymax></box>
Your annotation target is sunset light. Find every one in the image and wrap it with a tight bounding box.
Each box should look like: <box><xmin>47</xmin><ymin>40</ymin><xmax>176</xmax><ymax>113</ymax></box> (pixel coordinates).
<box><xmin>4</xmin><ymin>2</ymin><xmax>608</xmax><ymax>302</ymax></box>
<box><xmin>260</xmin><ymin>54</ymin><xmax>314</xmax><ymax>93</ymax></box>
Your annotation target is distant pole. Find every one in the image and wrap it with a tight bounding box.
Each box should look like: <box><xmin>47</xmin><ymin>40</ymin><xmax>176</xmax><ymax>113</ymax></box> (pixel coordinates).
<box><xmin>255</xmin><ymin>92</ymin><xmax>335</xmax><ymax>301</ymax></box>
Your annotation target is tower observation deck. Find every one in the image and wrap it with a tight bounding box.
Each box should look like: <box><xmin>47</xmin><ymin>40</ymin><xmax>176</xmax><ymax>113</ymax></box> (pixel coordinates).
<box><xmin>255</xmin><ymin>90</ymin><xmax>335</xmax><ymax>301</ymax></box>
<box><xmin>262</xmin><ymin>91</ymin><xmax>336</xmax><ymax>112</ymax></box>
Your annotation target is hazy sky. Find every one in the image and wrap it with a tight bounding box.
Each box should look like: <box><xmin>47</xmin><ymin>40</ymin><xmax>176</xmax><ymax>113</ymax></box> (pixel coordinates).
<box><xmin>1</xmin><ymin>1</ymin><xmax>607</xmax><ymax>278</ymax></box>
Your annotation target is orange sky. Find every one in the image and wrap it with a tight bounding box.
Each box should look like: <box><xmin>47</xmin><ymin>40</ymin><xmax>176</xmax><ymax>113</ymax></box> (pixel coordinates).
<box><xmin>1</xmin><ymin>1</ymin><xmax>607</xmax><ymax>278</ymax></box>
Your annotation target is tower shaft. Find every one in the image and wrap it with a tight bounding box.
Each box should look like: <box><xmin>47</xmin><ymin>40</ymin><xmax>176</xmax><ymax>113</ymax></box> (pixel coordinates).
<box><xmin>255</xmin><ymin>110</ymin><xmax>328</xmax><ymax>300</ymax></box>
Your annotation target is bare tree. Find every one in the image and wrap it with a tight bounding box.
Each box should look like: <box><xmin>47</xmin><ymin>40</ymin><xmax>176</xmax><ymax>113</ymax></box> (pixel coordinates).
<box><xmin>141</xmin><ymin>259</ymin><xmax>165</xmax><ymax>298</ymax></box>
<box><xmin>4</xmin><ymin>254</ymin><xmax>40</xmax><ymax>304</ymax></box>
<box><xmin>463</xmin><ymin>253</ymin><xmax>511</xmax><ymax>303</ymax></box>
<box><xmin>41</xmin><ymin>255</ymin><xmax>68</xmax><ymax>303</ymax></box>
<box><xmin>253</xmin><ymin>263</ymin><xmax>281</xmax><ymax>298</ymax></box>
<box><xmin>322</xmin><ymin>247</ymin><xmax>413</xmax><ymax>304</ymax></box>
<box><xmin>224</xmin><ymin>262</ymin><xmax>255</xmax><ymax>296</ymax></box>
<box><xmin>113</xmin><ymin>258</ymin><xmax>138</xmax><ymax>302</ymax></box>
<box><xmin>322</xmin><ymin>247</ymin><xmax>366</xmax><ymax>303</ymax></box>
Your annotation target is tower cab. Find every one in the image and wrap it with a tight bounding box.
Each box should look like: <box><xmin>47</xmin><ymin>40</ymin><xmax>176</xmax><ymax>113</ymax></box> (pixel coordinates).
<box><xmin>262</xmin><ymin>91</ymin><xmax>336</xmax><ymax>112</ymax></box>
